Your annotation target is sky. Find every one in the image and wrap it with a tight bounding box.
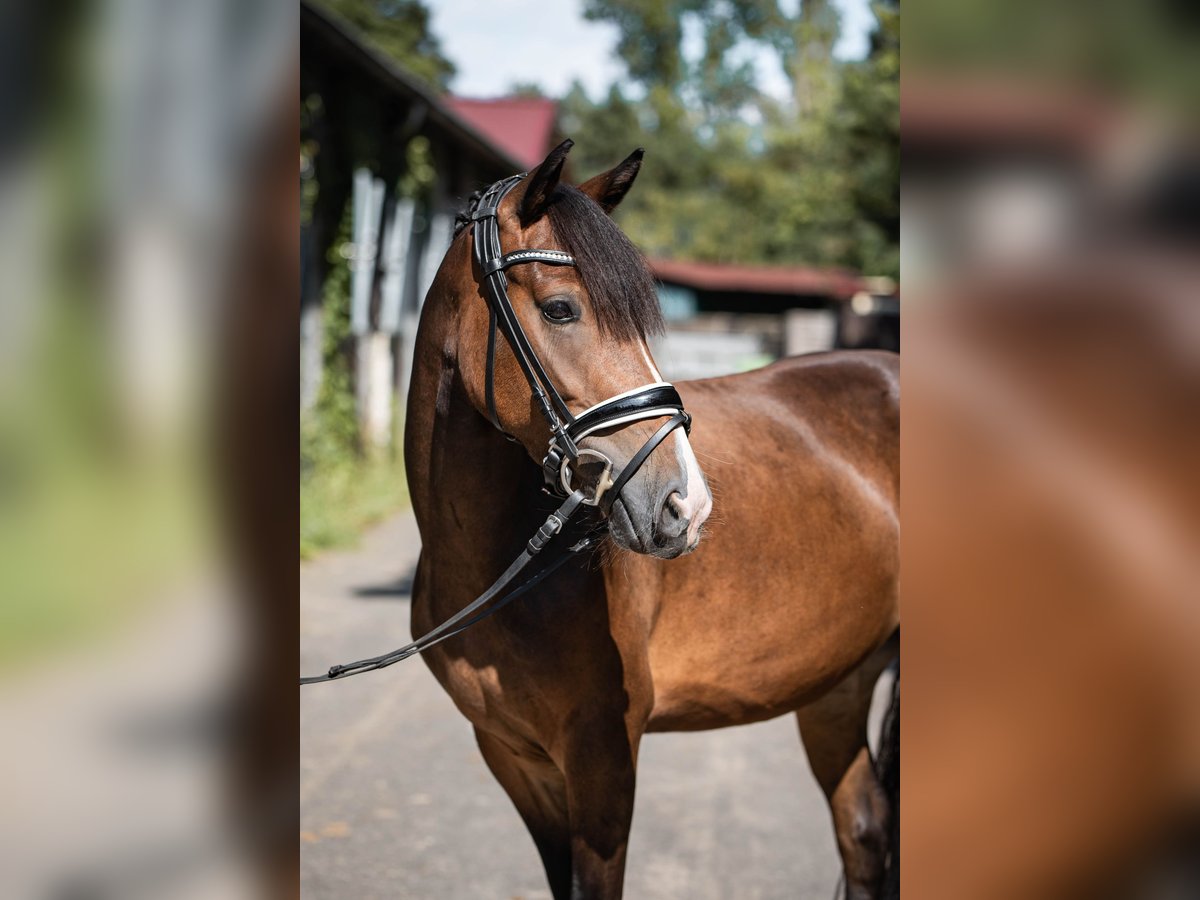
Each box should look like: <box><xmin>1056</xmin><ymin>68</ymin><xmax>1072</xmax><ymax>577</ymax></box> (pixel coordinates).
<box><xmin>426</xmin><ymin>0</ymin><xmax>877</xmax><ymax>101</ymax></box>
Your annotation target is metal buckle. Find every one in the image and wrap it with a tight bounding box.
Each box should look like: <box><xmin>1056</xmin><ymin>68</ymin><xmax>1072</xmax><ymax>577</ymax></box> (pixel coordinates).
<box><xmin>560</xmin><ymin>448</ymin><xmax>615</xmax><ymax>507</ymax></box>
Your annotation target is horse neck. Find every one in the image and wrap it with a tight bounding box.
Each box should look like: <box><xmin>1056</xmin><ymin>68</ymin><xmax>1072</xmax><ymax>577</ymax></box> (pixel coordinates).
<box><xmin>403</xmin><ymin>255</ymin><xmax>536</xmax><ymax>594</ymax></box>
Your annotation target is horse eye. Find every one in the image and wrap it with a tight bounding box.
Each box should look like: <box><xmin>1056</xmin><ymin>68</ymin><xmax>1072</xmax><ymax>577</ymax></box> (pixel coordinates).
<box><xmin>541</xmin><ymin>300</ymin><xmax>577</xmax><ymax>323</ymax></box>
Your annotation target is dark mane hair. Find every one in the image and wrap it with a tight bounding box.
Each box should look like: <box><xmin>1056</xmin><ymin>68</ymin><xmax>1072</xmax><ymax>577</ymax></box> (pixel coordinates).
<box><xmin>544</xmin><ymin>184</ymin><xmax>664</xmax><ymax>341</ymax></box>
<box><xmin>455</xmin><ymin>182</ymin><xmax>664</xmax><ymax>341</ymax></box>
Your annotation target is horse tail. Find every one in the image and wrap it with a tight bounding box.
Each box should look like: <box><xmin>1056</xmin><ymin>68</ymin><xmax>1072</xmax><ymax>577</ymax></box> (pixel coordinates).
<box><xmin>875</xmin><ymin>651</ymin><xmax>900</xmax><ymax>900</ymax></box>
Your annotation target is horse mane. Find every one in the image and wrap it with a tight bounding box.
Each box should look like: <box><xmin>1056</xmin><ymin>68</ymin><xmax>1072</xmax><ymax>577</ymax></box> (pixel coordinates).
<box><xmin>454</xmin><ymin>182</ymin><xmax>665</xmax><ymax>341</ymax></box>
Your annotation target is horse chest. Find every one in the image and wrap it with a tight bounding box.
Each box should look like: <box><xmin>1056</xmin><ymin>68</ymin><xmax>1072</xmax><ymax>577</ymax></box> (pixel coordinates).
<box><xmin>423</xmin><ymin>639</ymin><xmax>567</xmax><ymax>743</ymax></box>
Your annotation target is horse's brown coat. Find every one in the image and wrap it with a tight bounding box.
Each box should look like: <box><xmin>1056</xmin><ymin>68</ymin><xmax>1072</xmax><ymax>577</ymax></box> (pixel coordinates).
<box><xmin>404</xmin><ymin>145</ymin><xmax>899</xmax><ymax>899</ymax></box>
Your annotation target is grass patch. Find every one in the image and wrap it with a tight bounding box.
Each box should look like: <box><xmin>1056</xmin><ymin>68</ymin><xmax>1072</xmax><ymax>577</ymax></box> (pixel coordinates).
<box><xmin>300</xmin><ymin>453</ymin><xmax>409</xmax><ymax>560</ymax></box>
<box><xmin>0</xmin><ymin>297</ymin><xmax>209</xmax><ymax>670</ymax></box>
<box><xmin>298</xmin><ymin>194</ymin><xmax>412</xmax><ymax>560</ymax></box>
<box><xmin>0</xmin><ymin>450</ymin><xmax>208</xmax><ymax>670</ymax></box>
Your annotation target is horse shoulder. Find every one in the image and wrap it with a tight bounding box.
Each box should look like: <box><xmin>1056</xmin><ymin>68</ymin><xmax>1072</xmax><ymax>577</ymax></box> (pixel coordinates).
<box><xmin>681</xmin><ymin>350</ymin><xmax>899</xmax><ymax>503</ymax></box>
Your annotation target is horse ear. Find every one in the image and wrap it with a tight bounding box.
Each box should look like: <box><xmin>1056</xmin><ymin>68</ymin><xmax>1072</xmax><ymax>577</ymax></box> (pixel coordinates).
<box><xmin>519</xmin><ymin>138</ymin><xmax>573</xmax><ymax>226</ymax></box>
<box><xmin>579</xmin><ymin>148</ymin><xmax>644</xmax><ymax>214</ymax></box>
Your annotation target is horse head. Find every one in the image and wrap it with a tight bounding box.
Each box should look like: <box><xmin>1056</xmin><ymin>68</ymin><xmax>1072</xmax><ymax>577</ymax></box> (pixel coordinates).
<box><xmin>454</xmin><ymin>140</ymin><xmax>712</xmax><ymax>559</ymax></box>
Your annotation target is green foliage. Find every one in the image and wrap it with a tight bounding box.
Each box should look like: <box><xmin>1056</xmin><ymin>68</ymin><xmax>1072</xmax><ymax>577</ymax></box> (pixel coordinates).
<box><xmin>561</xmin><ymin>81</ymin><xmax>861</xmax><ymax>268</ymax></box>
<box><xmin>565</xmin><ymin>0</ymin><xmax>899</xmax><ymax>278</ymax></box>
<box><xmin>302</xmin><ymin>204</ymin><xmax>359</xmax><ymax>474</ymax></box>
<box><xmin>507</xmin><ymin>81</ymin><xmax>548</xmax><ymax>98</ymax></box>
<box><xmin>319</xmin><ymin>0</ymin><xmax>455</xmax><ymax>90</ymax></box>
<box><xmin>583</xmin><ymin>0</ymin><xmax>834</xmax><ymax>112</ymax></box>
<box><xmin>300</xmin><ymin>110</ymin><xmax>434</xmax><ymax>560</ymax></box>
<box><xmin>300</xmin><ymin>95</ymin><xmax>324</xmax><ymax>228</ymax></box>
<box><xmin>300</xmin><ymin>202</ymin><xmax>409</xmax><ymax>558</ymax></box>
<box><xmin>300</xmin><ymin>453</ymin><xmax>408</xmax><ymax>559</ymax></box>
<box><xmin>583</xmin><ymin>0</ymin><xmax>793</xmax><ymax>102</ymax></box>
<box><xmin>833</xmin><ymin>1</ymin><xmax>899</xmax><ymax>277</ymax></box>
<box><xmin>397</xmin><ymin>134</ymin><xmax>436</xmax><ymax>201</ymax></box>
<box><xmin>583</xmin><ymin>0</ymin><xmax>688</xmax><ymax>89</ymax></box>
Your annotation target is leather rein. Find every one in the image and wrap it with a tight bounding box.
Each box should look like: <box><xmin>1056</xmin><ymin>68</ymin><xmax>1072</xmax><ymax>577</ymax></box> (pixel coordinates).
<box><xmin>301</xmin><ymin>173</ymin><xmax>690</xmax><ymax>686</ymax></box>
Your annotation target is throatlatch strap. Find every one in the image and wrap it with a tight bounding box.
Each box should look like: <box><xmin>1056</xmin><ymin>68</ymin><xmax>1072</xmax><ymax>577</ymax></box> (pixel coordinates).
<box><xmin>484</xmin><ymin>305</ymin><xmax>517</xmax><ymax>441</ymax></box>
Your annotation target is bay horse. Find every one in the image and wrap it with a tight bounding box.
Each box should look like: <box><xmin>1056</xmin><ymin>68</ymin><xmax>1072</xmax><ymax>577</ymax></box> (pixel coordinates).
<box><xmin>404</xmin><ymin>140</ymin><xmax>899</xmax><ymax>899</ymax></box>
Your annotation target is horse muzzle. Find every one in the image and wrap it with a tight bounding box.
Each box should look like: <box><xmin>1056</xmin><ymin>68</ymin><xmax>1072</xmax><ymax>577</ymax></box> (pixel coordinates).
<box><xmin>608</xmin><ymin>480</ymin><xmax>701</xmax><ymax>559</ymax></box>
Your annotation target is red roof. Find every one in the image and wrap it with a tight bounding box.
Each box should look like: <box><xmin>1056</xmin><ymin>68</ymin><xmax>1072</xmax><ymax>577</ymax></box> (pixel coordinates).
<box><xmin>648</xmin><ymin>258</ymin><xmax>866</xmax><ymax>300</ymax></box>
<box><xmin>902</xmin><ymin>76</ymin><xmax>1121</xmax><ymax>157</ymax></box>
<box><xmin>445</xmin><ymin>97</ymin><xmax>558</xmax><ymax>171</ymax></box>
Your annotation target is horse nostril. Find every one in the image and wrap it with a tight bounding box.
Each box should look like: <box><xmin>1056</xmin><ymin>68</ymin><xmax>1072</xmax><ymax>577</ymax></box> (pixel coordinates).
<box><xmin>657</xmin><ymin>491</ymin><xmax>689</xmax><ymax>540</ymax></box>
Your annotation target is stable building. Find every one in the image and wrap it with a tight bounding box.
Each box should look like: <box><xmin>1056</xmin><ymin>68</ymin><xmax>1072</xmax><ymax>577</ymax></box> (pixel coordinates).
<box><xmin>648</xmin><ymin>258</ymin><xmax>897</xmax><ymax>381</ymax></box>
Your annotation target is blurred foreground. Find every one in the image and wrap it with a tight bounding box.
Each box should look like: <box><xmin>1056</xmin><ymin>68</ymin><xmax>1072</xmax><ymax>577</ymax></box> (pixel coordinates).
<box><xmin>0</xmin><ymin>575</ymin><xmax>254</xmax><ymax>898</ymax></box>
<box><xmin>903</xmin><ymin>0</ymin><xmax>1199</xmax><ymax>896</ymax></box>
<box><xmin>0</xmin><ymin>1</ymin><xmax>297</xmax><ymax>897</ymax></box>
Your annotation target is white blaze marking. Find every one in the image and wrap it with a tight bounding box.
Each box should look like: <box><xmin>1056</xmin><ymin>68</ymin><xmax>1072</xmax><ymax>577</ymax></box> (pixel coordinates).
<box><xmin>673</xmin><ymin>430</ymin><xmax>713</xmax><ymax>544</ymax></box>
<box><xmin>638</xmin><ymin>340</ymin><xmax>711</xmax><ymax>543</ymax></box>
<box><xmin>640</xmin><ymin>342</ymin><xmax>663</xmax><ymax>381</ymax></box>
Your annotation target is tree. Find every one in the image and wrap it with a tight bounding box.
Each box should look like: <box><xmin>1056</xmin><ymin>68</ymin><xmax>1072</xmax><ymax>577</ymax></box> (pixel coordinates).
<box><xmin>836</xmin><ymin>0</ymin><xmax>899</xmax><ymax>277</ymax></box>
<box><xmin>565</xmin><ymin>0</ymin><xmax>898</xmax><ymax>277</ymax></box>
<box><xmin>320</xmin><ymin>0</ymin><xmax>455</xmax><ymax>90</ymax></box>
<box><xmin>582</xmin><ymin>0</ymin><xmax>839</xmax><ymax>119</ymax></box>
<box><xmin>507</xmin><ymin>81</ymin><xmax>548</xmax><ymax>98</ymax></box>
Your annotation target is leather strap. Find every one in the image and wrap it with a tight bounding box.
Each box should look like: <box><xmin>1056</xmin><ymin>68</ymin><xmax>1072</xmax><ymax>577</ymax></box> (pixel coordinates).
<box><xmin>301</xmin><ymin>490</ymin><xmax>598</xmax><ymax>684</ymax></box>
<box><xmin>485</xmin><ymin>304</ymin><xmax>502</xmax><ymax>433</ymax></box>
<box><xmin>568</xmin><ymin>384</ymin><xmax>690</xmax><ymax>442</ymax></box>
<box><xmin>483</xmin><ymin>249</ymin><xmax>576</xmax><ymax>276</ymax></box>
<box><xmin>472</xmin><ymin>177</ymin><xmax>578</xmax><ymax>439</ymax></box>
<box><xmin>602</xmin><ymin>413</ymin><xmax>691</xmax><ymax>512</ymax></box>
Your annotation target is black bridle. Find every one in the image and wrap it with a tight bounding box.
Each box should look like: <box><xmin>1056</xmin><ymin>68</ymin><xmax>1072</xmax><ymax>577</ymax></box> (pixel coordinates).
<box><xmin>470</xmin><ymin>174</ymin><xmax>690</xmax><ymax>506</ymax></box>
<box><xmin>301</xmin><ymin>173</ymin><xmax>690</xmax><ymax>686</ymax></box>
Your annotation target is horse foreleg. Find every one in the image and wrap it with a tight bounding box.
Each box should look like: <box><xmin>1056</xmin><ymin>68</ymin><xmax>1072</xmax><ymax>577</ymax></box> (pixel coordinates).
<box><xmin>797</xmin><ymin>654</ymin><xmax>894</xmax><ymax>900</ymax></box>
<box><xmin>557</xmin><ymin>721</ymin><xmax>640</xmax><ymax>900</ymax></box>
<box><xmin>476</xmin><ymin>721</ymin><xmax>639</xmax><ymax>900</ymax></box>
<box><xmin>475</xmin><ymin>728</ymin><xmax>573</xmax><ymax>900</ymax></box>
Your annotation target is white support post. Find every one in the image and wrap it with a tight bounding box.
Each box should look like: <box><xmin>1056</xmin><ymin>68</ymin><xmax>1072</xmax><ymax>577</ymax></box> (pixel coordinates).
<box><xmin>350</xmin><ymin>168</ymin><xmax>388</xmax><ymax>446</ymax></box>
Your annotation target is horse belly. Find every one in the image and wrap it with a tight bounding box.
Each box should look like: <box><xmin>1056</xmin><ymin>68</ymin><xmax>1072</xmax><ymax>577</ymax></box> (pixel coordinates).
<box><xmin>644</xmin><ymin>578</ymin><xmax>896</xmax><ymax>731</ymax></box>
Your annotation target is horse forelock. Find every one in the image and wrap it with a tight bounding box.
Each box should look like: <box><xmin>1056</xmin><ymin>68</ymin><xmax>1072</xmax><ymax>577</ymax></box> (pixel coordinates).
<box><xmin>451</xmin><ymin>182</ymin><xmax>664</xmax><ymax>342</ymax></box>
<box><xmin>544</xmin><ymin>184</ymin><xmax>664</xmax><ymax>342</ymax></box>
